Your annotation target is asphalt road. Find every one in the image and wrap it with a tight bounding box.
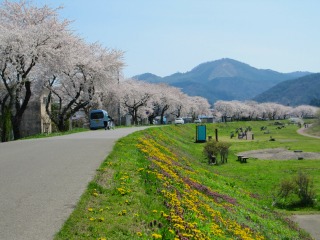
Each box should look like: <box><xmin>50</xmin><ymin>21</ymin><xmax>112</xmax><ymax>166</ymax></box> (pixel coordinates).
<box><xmin>292</xmin><ymin>127</ymin><xmax>320</xmax><ymax>240</ymax></box>
<box><xmin>291</xmin><ymin>214</ymin><xmax>320</xmax><ymax>240</ymax></box>
<box><xmin>0</xmin><ymin>127</ymin><xmax>149</xmax><ymax>240</ymax></box>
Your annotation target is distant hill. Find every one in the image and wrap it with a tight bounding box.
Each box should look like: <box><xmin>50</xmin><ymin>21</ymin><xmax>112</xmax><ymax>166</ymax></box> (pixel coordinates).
<box><xmin>132</xmin><ymin>58</ymin><xmax>311</xmax><ymax>104</ymax></box>
<box><xmin>253</xmin><ymin>73</ymin><xmax>320</xmax><ymax>106</ymax></box>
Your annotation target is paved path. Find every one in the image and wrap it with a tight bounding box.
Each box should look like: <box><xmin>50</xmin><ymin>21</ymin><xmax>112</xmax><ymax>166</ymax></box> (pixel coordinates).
<box><xmin>0</xmin><ymin>127</ymin><xmax>149</xmax><ymax>240</ymax></box>
<box><xmin>292</xmin><ymin>126</ymin><xmax>320</xmax><ymax>240</ymax></box>
<box><xmin>291</xmin><ymin>214</ymin><xmax>320</xmax><ymax>240</ymax></box>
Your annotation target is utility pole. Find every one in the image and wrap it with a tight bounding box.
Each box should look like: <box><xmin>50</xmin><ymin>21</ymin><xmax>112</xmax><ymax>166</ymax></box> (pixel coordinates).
<box><xmin>117</xmin><ymin>70</ymin><xmax>121</xmax><ymax>126</ymax></box>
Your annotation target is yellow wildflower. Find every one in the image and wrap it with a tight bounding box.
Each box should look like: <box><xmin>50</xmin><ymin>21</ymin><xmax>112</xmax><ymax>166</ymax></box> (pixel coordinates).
<box><xmin>152</xmin><ymin>233</ymin><xmax>162</xmax><ymax>239</ymax></box>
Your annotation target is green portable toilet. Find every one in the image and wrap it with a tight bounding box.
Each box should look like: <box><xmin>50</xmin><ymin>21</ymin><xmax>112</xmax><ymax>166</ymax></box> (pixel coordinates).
<box><xmin>196</xmin><ymin>125</ymin><xmax>206</xmax><ymax>143</ymax></box>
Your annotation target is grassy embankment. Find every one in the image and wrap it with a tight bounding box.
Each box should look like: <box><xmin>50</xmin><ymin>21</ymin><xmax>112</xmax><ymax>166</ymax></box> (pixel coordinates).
<box><xmin>55</xmin><ymin>121</ymin><xmax>320</xmax><ymax>240</ymax></box>
<box><xmin>306</xmin><ymin>120</ymin><xmax>320</xmax><ymax>137</ymax></box>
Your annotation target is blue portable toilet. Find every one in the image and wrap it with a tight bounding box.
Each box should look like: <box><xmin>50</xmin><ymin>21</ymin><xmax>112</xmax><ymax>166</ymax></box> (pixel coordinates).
<box><xmin>196</xmin><ymin>125</ymin><xmax>207</xmax><ymax>143</ymax></box>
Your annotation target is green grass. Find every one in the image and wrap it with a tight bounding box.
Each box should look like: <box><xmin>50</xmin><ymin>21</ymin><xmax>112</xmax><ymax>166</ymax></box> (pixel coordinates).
<box><xmin>55</xmin><ymin>121</ymin><xmax>319</xmax><ymax>240</ymax></box>
<box><xmin>21</xmin><ymin>127</ymin><xmax>89</xmax><ymax>140</ymax></box>
<box><xmin>306</xmin><ymin>122</ymin><xmax>320</xmax><ymax>136</ymax></box>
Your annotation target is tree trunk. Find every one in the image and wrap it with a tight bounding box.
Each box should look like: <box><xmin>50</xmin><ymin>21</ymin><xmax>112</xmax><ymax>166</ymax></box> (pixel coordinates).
<box><xmin>11</xmin><ymin>81</ymin><xmax>32</xmax><ymax>140</ymax></box>
<box><xmin>160</xmin><ymin>105</ymin><xmax>168</xmax><ymax>124</ymax></box>
<box><xmin>132</xmin><ymin>108</ymin><xmax>138</xmax><ymax>125</ymax></box>
<box><xmin>1</xmin><ymin>105</ymin><xmax>11</xmax><ymax>142</ymax></box>
<box><xmin>57</xmin><ymin>114</ymin><xmax>68</xmax><ymax>132</ymax></box>
<box><xmin>1</xmin><ymin>94</ymin><xmax>9</xmax><ymax>142</ymax></box>
<box><xmin>11</xmin><ymin>116</ymin><xmax>22</xmax><ymax>140</ymax></box>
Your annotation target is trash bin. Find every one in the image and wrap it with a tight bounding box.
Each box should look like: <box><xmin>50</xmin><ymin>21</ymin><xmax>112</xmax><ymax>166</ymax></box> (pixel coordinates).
<box><xmin>196</xmin><ymin>125</ymin><xmax>206</xmax><ymax>143</ymax></box>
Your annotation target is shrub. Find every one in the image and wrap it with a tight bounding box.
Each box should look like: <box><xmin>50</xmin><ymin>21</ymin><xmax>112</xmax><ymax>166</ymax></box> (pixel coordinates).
<box><xmin>275</xmin><ymin>171</ymin><xmax>316</xmax><ymax>208</ymax></box>
<box><xmin>203</xmin><ymin>140</ymin><xmax>231</xmax><ymax>165</ymax></box>
<box><xmin>294</xmin><ymin>171</ymin><xmax>316</xmax><ymax>206</ymax></box>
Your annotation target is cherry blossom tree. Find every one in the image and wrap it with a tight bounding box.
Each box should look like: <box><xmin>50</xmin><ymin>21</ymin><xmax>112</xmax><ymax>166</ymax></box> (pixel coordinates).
<box><xmin>0</xmin><ymin>0</ymin><xmax>70</xmax><ymax>139</ymax></box>
<box><xmin>187</xmin><ymin>96</ymin><xmax>211</xmax><ymax>120</ymax></box>
<box><xmin>213</xmin><ymin>100</ymin><xmax>318</xmax><ymax>122</ymax></box>
<box><xmin>42</xmin><ymin>37</ymin><xmax>123</xmax><ymax>131</ymax></box>
<box><xmin>213</xmin><ymin>100</ymin><xmax>234</xmax><ymax>122</ymax></box>
<box><xmin>118</xmin><ymin>79</ymin><xmax>154</xmax><ymax>125</ymax></box>
<box><xmin>277</xmin><ymin>105</ymin><xmax>292</xmax><ymax>119</ymax></box>
<box><xmin>152</xmin><ymin>84</ymin><xmax>185</xmax><ymax>124</ymax></box>
<box><xmin>242</xmin><ymin>101</ymin><xmax>259</xmax><ymax>120</ymax></box>
<box><xmin>291</xmin><ymin>105</ymin><xmax>319</xmax><ymax>118</ymax></box>
<box><xmin>257</xmin><ymin>102</ymin><xmax>291</xmax><ymax>120</ymax></box>
<box><xmin>169</xmin><ymin>91</ymin><xmax>189</xmax><ymax>118</ymax></box>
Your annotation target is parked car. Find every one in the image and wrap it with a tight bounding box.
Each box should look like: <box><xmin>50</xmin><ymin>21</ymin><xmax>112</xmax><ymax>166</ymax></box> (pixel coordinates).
<box><xmin>89</xmin><ymin>109</ymin><xmax>109</xmax><ymax>130</ymax></box>
<box><xmin>194</xmin><ymin>118</ymin><xmax>201</xmax><ymax>123</ymax></box>
<box><xmin>174</xmin><ymin>118</ymin><xmax>184</xmax><ymax>124</ymax></box>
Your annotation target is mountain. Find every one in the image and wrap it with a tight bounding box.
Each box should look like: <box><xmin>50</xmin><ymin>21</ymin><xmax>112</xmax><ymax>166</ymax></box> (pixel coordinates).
<box><xmin>253</xmin><ymin>73</ymin><xmax>320</xmax><ymax>106</ymax></box>
<box><xmin>133</xmin><ymin>73</ymin><xmax>162</xmax><ymax>83</ymax></box>
<box><xmin>132</xmin><ymin>58</ymin><xmax>312</xmax><ymax>104</ymax></box>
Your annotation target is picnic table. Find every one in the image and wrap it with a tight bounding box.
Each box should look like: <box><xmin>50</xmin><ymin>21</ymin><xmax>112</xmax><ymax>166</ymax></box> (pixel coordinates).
<box><xmin>241</xmin><ymin>157</ymin><xmax>248</xmax><ymax>163</ymax></box>
<box><xmin>237</xmin><ymin>155</ymin><xmax>248</xmax><ymax>163</ymax></box>
<box><xmin>237</xmin><ymin>155</ymin><xmax>244</xmax><ymax>161</ymax></box>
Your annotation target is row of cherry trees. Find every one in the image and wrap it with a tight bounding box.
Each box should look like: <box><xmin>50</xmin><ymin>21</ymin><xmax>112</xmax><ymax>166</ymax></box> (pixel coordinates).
<box><xmin>0</xmin><ymin>1</ymin><xmax>123</xmax><ymax>141</ymax></box>
<box><xmin>0</xmin><ymin>1</ymin><xmax>210</xmax><ymax>140</ymax></box>
<box><xmin>95</xmin><ymin>79</ymin><xmax>211</xmax><ymax>125</ymax></box>
<box><xmin>1</xmin><ymin>1</ymin><xmax>318</xmax><ymax>141</ymax></box>
<box><xmin>213</xmin><ymin>100</ymin><xmax>319</xmax><ymax>121</ymax></box>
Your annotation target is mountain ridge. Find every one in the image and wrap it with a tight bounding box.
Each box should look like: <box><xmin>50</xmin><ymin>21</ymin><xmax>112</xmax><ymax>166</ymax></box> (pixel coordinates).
<box><xmin>253</xmin><ymin>73</ymin><xmax>320</xmax><ymax>106</ymax></box>
<box><xmin>132</xmin><ymin>58</ymin><xmax>313</xmax><ymax>104</ymax></box>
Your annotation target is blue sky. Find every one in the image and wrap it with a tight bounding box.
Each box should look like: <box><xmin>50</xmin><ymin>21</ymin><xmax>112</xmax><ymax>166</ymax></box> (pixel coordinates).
<box><xmin>31</xmin><ymin>0</ymin><xmax>320</xmax><ymax>77</ymax></box>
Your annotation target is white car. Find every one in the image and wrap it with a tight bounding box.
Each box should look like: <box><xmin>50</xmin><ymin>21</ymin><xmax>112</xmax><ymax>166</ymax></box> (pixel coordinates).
<box><xmin>174</xmin><ymin>118</ymin><xmax>184</xmax><ymax>124</ymax></box>
<box><xmin>194</xmin><ymin>118</ymin><xmax>201</xmax><ymax>123</ymax></box>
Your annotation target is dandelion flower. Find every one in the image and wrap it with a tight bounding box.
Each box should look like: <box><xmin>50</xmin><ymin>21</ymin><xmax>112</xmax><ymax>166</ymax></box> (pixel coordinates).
<box><xmin>152</xmin><ymin>233</ymin><xmax>162</xmax><ymax>239</ymax></box>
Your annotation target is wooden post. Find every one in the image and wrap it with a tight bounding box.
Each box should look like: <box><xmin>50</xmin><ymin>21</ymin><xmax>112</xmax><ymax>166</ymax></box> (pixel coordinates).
<box><xmin>215</xmin><ymin>128</ymin><xmax>218</xmax><ymax>142</ymax></box>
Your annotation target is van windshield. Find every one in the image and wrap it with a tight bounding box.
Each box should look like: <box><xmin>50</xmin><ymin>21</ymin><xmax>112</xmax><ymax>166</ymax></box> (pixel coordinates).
<box><xmin>91</xmin><ymin>112</ymin><xmax>104</xmax><ymax>119</ymax></box>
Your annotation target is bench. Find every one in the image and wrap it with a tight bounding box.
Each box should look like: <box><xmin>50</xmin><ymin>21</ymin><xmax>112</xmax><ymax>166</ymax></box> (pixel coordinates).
<box><xmin>240</xmin><ymin>157</ymin><xmax>248</xmax><ymax>163</ymax></box>
<box><xmin>237</xmin><ymin>155</ymin><xmax>244</xmax><ymax>161</ymax></box>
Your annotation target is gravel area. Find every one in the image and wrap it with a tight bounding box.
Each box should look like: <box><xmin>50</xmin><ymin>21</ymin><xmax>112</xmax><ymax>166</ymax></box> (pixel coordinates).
<box><xmin>238</xmin><ymin>148</ymin><xmax>320</xmax><ymax>160</ymax></box>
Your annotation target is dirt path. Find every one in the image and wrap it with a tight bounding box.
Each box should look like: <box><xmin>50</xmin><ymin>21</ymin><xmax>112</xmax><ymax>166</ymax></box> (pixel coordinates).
<box><xmin>297</xmin><ymin>125</ymin><xmax>320</xmax><ymax>139</ymax></box>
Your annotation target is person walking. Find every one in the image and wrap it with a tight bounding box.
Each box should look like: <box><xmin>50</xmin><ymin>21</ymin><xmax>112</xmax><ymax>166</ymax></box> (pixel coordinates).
<box><xmin>108</xmin><ymin>116</ymin><xmax>115</xmax><ymax>130</ymax></box>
